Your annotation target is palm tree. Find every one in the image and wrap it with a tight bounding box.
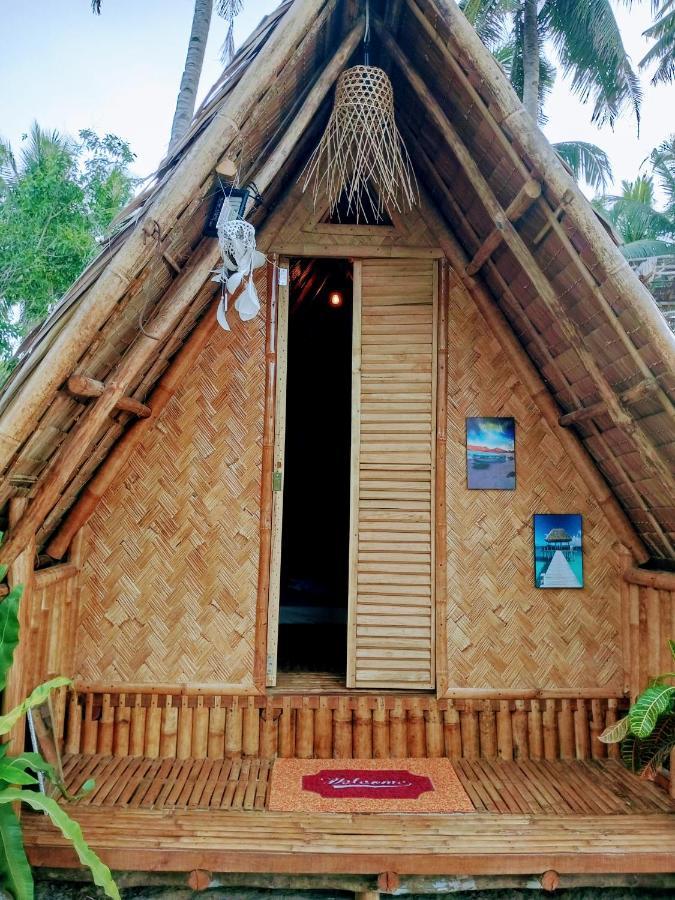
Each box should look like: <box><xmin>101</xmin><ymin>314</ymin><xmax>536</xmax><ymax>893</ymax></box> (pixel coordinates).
<box><xmin>650</xmin><ymin>136</ymin><xmax>675</xmax><ymax>219</ymax></box>
<box><xmin>92</xmin><ymin>1</ymin><xmax>243</xmax><ymax>151</ymax></box>
<box><xmin>640</xmin><ymin>0</ymin><xmax>675</xmax><ymax>85</ymax></box>
<box><xmin>461</xmin><ymin>0</ymin><xmax>642</xmax><ymax>127</ymax></box>
<box><xmin>593</xmin><ymin>175</ymin><xmax>675</xmax><ymax>257</ymax></box>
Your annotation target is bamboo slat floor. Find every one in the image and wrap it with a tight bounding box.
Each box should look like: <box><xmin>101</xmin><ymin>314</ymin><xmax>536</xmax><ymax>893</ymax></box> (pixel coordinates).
<box><xmin>23</xmin><ymin>755</ymin><xmax>675</xmax><ymax>876</ymax></box>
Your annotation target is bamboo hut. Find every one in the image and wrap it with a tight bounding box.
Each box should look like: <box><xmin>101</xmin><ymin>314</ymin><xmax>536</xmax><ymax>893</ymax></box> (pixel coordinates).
<box><xmin>1</xmin><ymin>0</ymin><xmax>674</xmax><ymax>894</ymax></box>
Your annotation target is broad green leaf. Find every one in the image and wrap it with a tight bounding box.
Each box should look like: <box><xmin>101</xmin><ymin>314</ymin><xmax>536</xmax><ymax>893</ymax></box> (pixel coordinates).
<box><xmin>669</xmin><ymin>639</ymin><xmax>675</xmax><ymax>662</ymax></box>
<box><xmin>0</xmin><ymin>677</ymin><xmax>71</xmax><ymax>736</ymax></box>
<box><xmin>599</xmin><ymin>715</ymin><xmax>630</xmax><ymax>743</ymax></box>
<box><xmin>4</xmin><ymin>753</ymin><xmax>56</xmax><ymax>782</ymax></box>
<box><xmin>0</xmin><ymin>801</ymin><xmax>33</xmax><ymax>900</ymax></box>
<box><xmin>629</xmin><ymin>684</ymin><xmax>675</xmax><ymax>738</ymax></box>
<box><xmin>0</xmin><ymin>583</ymin><xmax>23</xmax><ymax>691</ymax></box>
<box><xmin>0</xmin><ymin>764</ymin><xmax>37</xmax><ymax>785</ymax></box>
<box><xmin>0</xmin><ymin>789</ymin><xmax>120</xmax><ymax>900</ymax></box>
<box><xmin>622</xmin><ymin>715</ymin><xmax>675</xmax><ymax>775</ymax></box>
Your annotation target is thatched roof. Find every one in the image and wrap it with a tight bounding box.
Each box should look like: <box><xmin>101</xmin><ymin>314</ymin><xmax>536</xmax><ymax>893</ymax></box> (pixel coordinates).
<box><xmin>0</xmin><ymin>0</ymin><xmax>673</xmax><ymax>566</ymax></box>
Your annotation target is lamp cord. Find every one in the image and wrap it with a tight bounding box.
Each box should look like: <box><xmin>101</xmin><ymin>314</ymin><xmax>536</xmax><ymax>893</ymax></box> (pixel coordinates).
<box><xmin>364</xmin><ymin>0</ymin><xmax>371</xmax><ymax>65</ymax></box>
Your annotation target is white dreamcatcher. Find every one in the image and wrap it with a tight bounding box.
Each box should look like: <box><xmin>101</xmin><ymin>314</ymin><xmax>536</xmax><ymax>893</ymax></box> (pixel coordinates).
<box><xmin>212</xmin><ymin>215</ymin><xmax>266</xmax><ymax>331</ymax></box>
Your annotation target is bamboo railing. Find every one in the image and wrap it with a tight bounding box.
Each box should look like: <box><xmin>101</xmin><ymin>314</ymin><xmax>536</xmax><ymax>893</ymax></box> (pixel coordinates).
<box><xmin>65</xmin><ymin>692</ymin><xmax>625</xmax><ymax>763</ymax></box>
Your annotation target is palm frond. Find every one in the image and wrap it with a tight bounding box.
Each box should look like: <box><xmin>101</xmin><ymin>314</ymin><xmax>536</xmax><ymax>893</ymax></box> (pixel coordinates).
<box><xmin>619</xmin><ymin>238</ymin><xmax>675</xmax><ymax>259</ymax></box>
<box><xmin>91</xmin><ymin>0</ymin><xmax>101</xmax><ymax>12</ymax></box>
<box><xmin>554</xmin><ymin>140</ymin><xmax>613</xmax><ymax>190</ymax></box>
<box><xmin>640</xmin><ymin>2</ymin><xmax>675</xmax><ymax>85</ymax></box>
<box><xmin>460</xmin><ymin>0</ymin><xmax>518</xmax><ymax>50</ymax></box>
<box><xmin>542</xmin><ymin>0</ymin><xmax>642</xmax><ymax>128</ymax></box>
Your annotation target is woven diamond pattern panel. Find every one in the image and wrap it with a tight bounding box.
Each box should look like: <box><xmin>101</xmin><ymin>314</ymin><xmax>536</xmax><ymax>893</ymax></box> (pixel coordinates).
<box><xmin>444</xmin><ymin>274</ymin><xmax>623</xmax><ymax>693</ymax></box>
<box><xmin>75</xmin><ymin>274</ymin><xmax>267</xmax><ymax>688</ymax></box>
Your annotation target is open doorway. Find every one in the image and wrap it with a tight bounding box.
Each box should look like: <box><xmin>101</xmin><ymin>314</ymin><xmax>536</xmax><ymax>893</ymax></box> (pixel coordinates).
<box><xmin>275</xmin><ymin>258</ymin><xmax>353</xmax><ymax>679</ymax></box>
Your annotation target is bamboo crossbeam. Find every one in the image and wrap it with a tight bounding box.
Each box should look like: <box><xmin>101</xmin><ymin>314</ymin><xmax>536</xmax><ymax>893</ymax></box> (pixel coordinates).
<box><xmin>623</xmin><ymin>567</ymin><xmax>675</xmax><ymax>591</ymax></box>
<box><xmin>0</xmin><ymin>562</ymin><xmax>78</xmax><ymax>597</ymax></box>
<box><xmin>377</xmin><ymin>23</ymin><xmax>674</xmax><ymax>498</ymax></box>
<box><xmin>466</xmin><ymin>180</ymin><xmax>541</xmax><ymax>276</ymax></box>
<box><xmin>0</xmin><ymin>0</ymin><xmax>326</xmax><ymax>474</ymax></box>
<box><xmin>68</xmin><ymin>375</ymin><xmax>151</xmax><ymax>418</ymax></box>
<box><xmin>559</xmin><ymin>378</ymin><xmax>661</xmax><ymax>427</ymax></box>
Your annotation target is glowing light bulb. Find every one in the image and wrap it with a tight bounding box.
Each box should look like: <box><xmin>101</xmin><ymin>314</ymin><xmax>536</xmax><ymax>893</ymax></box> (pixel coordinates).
<box><xmin>329</xmin><ymin>291</ymin><xmax>343</xmax><ymax>308</ymax></box>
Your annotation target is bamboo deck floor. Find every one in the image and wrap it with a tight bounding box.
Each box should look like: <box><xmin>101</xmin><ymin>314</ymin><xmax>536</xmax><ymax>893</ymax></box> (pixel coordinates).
<box><xmin>24</xmin><ymin>755</ymin><xmax>675</xmax><ymax>875</ymax></box>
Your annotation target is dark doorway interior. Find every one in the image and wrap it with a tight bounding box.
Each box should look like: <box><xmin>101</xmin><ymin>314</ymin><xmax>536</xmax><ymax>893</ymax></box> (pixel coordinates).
<box><xmin>277</xmin><ymin>258</ymin><xmax>353</xmax><ymax>676</ymax></box>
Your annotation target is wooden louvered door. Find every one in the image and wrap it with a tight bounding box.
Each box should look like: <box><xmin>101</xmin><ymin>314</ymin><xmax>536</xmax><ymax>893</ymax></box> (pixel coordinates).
<box><xmin>347</xmin><ymin>259</ymin><xmax>437</xmax><ymax>690</ymax></box>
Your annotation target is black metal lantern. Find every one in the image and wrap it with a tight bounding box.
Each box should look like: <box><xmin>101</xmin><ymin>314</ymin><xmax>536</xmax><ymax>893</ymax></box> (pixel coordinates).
<box><xmin>203</xmin><ymin>179</ymin><xmax>252</xmax><ymax>237</ymax></box>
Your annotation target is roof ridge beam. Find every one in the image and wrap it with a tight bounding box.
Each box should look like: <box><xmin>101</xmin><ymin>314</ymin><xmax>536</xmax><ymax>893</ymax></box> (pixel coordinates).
<box><xmin>376</xmin><ymin>20</ymin><xmax>674</xmax><ymax>497</ymax></box>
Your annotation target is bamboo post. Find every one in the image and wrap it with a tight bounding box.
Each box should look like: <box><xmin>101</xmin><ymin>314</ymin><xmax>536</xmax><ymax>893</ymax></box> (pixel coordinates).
<box><xmin>372</xmin><ymin>698</ymin><xmax>389</xmax><ymax>759</ymax></box>
<box><xmin>590</xmin><ymin>699</ymin><xmax>606</xmax><ymax>760</ymax></box>
<box><xmin>478</xmin><ymin>701</ymin><xmax>497</xmax><ymax>759</ymax></box>
<box><xmin>389</xmin><ymin>700</ymin><xmax>406</xmax><ymax>758</ymax></box>
<box><xmin>81</xmin><ymin>694</ymin><xmax>98</xmax><ymax>755</ymax></box>
<box><xmin>574</xmin><ymin>699</ymin><xmax>590</xmax><ymax>760</ymax></box>
<box><xmin>0</xmin><ymin>0</ymin><xmax>329</xmax><ymax>474</ymax></box>
<box><xmin>113</xmin><ymin>695</ymin><xmax>130</xmax><ymax>757</ymax></box>
<box><xmin>1</xmin><ymin>497</ymin><xmax>35</xmax><ymax>755</ymax></box>
<box><xmin>242</xmin><ymin>700</ymin><xmax>260</xmax><ymax>757</ymax></box>
<box><xmin>460</xmin><ymin>701</ymin><xmax>479</xmax><ymax>759</ymax></box>
<box><xmin>260</xmin><ymin>706</ymin><xmax>278</xmax><ymax>759</ymax></box>
<box><xmin>558</xmin><ymin>700</ymin><xmax>575</xmax><ymax>760</ymax></box>
<box><xmin>315</xmin><ymin>699</ymin><xmax>332</xmax><ymax>759</ymax></box>
<box><xmin>512</xmin><ymin>700</ymin><xmax>529</xmax><ymax>760</ymax></box>
<box><xmin>129</xmin><ymin>694</ymin><xmax>146</xmax><ymax>757</ymax></box>
<box><xmin>208</xmin><ymin>699</ymin><xmax>226</xmax><ymax>759</ymax></box>
<box><xmin>497</xmin><ymin>701</ymin><xmax>513</xmax><ymax>761</ymax></box>
<box><xmin>65</xmin><ymin>692</ymin><xmax>82</xmax><ymax>755</ymax></box>
<box><xmin>278</xmin><ymin>699</ymin><xmax>293</xmax><ymax>758</ymax></box>
<box><xmin>425</xmin><ymin>705</ymin><xmax>444</xmax><ymax>758</ymax></box>
<box><xmin>354</xmin><ymin>697</ymin><xmax>372</xmax><ymax>759</ymax></box>
<box><xmin>97</xmin><ymin>694</ymin><xmax>114</xmax><ymax>756</ymax></box>
<box><xmin>176</xmin><ymin>696</ymin><xmax>193</xmax><ymax>759</ymax></box>
<box><xmin>192</xmin><ymin>697</ymin><xmax>209</xmax><ymax>759</ymax></box>
<box><xmin>334</xmin><ymin>697</ymin><xmax>353</xmax><ymax>759</ymax></box>
<box><xmin>253</xmin><ymin>257</ymin><xmax>279</xmax><ymax>689</ymax></box>
<box><xmin>145</xmin><ymin>694</ymin><xmax>161</xmax><ymax>758</ymax></box>
<box><xmin>296</xmin><ymin>703</ymin><xmax>314</xmax><ymax>759</ymax></box>
<box><xmin>605</xmin><ymin>700</ymin><xmax>621</xmax><ymax>761</ymax></box>
<box><xmin>528</xmin><ymin>700</ymin><xmax>544</xmax><ymax>760</ymax></box>
<box><xmin>407</xmin><ymin>699</ymin><xmax>425</xmax><ymax>758</ymax></box>
<box><xmin>160</xmin><ymin>696</ymin><xmax>178</xmax><ymax>758</ymax></box>
<box><xmin>435</xmin><ymin>260</ymin><xmax>450</xmax><ymax>696</ymax></box>
<box><xmin>543</xmin><ymin>700</ymin><xmax>558</xmax><ymax>760</ymax></box>
<box><xmin>225</xmin><ymin>699</ymin><xmax>243</xmax><ymax>758</ymax></box>
<box><xmin>443</xmin><ymin>703</ymin><xmax>462</xmax><ymax>759</ymax></box>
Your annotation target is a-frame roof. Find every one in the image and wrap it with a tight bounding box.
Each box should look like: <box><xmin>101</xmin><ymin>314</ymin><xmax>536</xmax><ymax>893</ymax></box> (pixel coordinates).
<box><xmin>0</xmin><ymin>0</ymin><xmax>673</xmax><ymax>565</ymax></box>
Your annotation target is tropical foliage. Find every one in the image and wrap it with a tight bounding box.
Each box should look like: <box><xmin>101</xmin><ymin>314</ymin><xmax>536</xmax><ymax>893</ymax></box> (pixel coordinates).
<box><xmin>600</xmin><ymin>640</ymin><xmax>675</xmax><ymax>779</ymax></box>
<box><xmin>460</xmin><ymin>0</ymin><xmax>641</xmax><ymax>126</ymax></box>
<box><xmin>641</xmin><ymin>0</ymin><xmax>675</xmax><ymax>85</ymax></box>
<box><xmin>0</xmin><ymin>544</ymin><xmax>120</xmax><ymax>900</ymax></box>
<box><xmin>0</xmin><ymin>124</ymin><xmax>136</xmax><ymax>369</ymax></box>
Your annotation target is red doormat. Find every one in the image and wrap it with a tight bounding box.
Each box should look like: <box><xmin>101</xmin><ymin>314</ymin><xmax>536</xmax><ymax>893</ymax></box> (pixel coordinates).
<box><xmin>268</xmin><ymin>758</ymin><xmax>474</xmax><ymax>814</ymax></box>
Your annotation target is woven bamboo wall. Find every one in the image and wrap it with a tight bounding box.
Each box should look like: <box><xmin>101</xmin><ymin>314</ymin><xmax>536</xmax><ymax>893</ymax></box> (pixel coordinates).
<box><xmin>65</xmin><ymin>690</ymin><xmax>623</xmax><ymax>763</ymax></box>
<box><xmin>74</xmin><ymin>273</ymin><xmax>267</xmax><ymax>689</ymax></box>
<box><xmin>444</xmin><ymin>272</ymin><xmax>624</xmax><ymax>694</ymax></box>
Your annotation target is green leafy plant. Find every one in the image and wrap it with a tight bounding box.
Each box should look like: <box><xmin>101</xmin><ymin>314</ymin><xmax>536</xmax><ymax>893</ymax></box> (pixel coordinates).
<box><xmin>600</xmin><ymin>639</ymin><xmax>675</xmax><ymax>778</ymax></box>
<box><xmin>0</xmin><ymin>552</ymin><xmax>119</xmax><ymax>900</ymax></box>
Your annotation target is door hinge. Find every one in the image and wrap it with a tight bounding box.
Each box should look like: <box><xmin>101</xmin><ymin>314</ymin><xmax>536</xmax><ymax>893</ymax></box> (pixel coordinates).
<box><xmin>272</xmin><ymin>470</ymin><xmax>283</xmax><ymax>492</ymax></box>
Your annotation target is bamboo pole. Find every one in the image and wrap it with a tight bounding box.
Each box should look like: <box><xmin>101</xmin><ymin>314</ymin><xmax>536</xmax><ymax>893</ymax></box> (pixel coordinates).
<box><xmin>623</xmin><ymin>567</ymin><xmax>675</xmax><ymax>591</ymax></box>
<box><xmin>68</xmin><ymin>375</ymin><xmax>151</xmax><ymax>418</ymax></box>
<box><xmin>0</xmin><ymin>0</ymin><xmax>328</xmax><ymax>472</ymax></box>
<box><xmin>253</xmin><ymin>258</ymin><xmax>279</xmax><ymax>690</ymax></box>
<box><xmin>1</xmin><ymin>498</ymin><xmax>35</xmax><ymax>755</ymax></box>
<box><xmin>435</xmin><ymin>260</ymin><xmax>450</xmax><ymax>697</ymax></box>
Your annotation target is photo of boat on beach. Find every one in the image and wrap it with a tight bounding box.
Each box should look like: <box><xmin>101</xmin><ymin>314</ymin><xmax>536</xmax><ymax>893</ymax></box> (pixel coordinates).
<box><xmin>466</xmin><ymin>417</ymin><xmax>516</xmax><ymax>490</ymax></box>
<box><xmin>533</xmin><ymin>513</ymin><xmax>584</xmax><ymax>589</ymax></box>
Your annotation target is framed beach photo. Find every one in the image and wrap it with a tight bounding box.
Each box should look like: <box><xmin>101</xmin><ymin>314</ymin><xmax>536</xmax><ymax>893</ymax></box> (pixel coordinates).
<box><xmin>533</xmin><ymin>514</ymin><xmax>584</xmax><ymax>589</ymax></box>
<box><xmin>466</xmin><ymin>417</ymin><xmax>516</xmax><ymax>490</ymax></box>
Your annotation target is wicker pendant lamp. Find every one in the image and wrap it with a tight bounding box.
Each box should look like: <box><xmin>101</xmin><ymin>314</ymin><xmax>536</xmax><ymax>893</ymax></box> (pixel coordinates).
<box><xmin>302</xmin><ymin>0</ymin><xmax>417</xmax><ymax>223</ymax></box>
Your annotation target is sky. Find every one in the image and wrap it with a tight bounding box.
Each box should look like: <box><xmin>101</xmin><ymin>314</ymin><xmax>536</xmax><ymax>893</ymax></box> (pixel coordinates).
<box><xmin>1</xmin><ymin>1</ymin><xmax>674</xmax><ymax>202</ymax></box>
